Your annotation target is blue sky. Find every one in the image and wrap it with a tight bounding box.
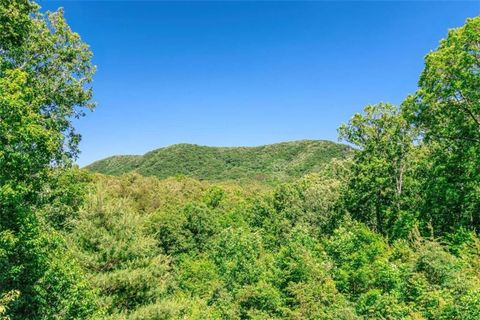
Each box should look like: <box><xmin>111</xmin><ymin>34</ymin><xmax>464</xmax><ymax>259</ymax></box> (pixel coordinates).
<box><xmin>40</xmin><ymin>1</ymin><xmax>479</xmax><ymax>166</ymax></box>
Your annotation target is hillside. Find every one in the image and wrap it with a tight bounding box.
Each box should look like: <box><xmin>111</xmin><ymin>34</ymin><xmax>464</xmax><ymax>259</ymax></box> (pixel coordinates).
<box><xmin>85</xmin><ymin>140</ymin><xmax>352</xmax><ymax>182</ymax></box>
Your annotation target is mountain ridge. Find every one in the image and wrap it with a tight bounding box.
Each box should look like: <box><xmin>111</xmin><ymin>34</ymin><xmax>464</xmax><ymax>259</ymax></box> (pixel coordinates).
<box><xmin>85</xmin><ymin>139</ymin><xmax>353</xmax><ymax>182</ymax></box>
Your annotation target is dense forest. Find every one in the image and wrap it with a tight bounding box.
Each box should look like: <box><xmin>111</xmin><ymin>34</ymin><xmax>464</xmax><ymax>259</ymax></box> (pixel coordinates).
<box><xmin>0</xmin><ymin>1</ymin><xmax>479</xmax><ymax>319</ymax></box>
<box><xmin>86</xmin><ymin>140</ymin><xmax>352</xmax><ymax>183</ymax></box>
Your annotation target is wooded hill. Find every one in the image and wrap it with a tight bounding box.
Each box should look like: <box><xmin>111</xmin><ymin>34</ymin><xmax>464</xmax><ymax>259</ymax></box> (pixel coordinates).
<box><xmin>86</xmin><ymin>140</ymin><xmax>352</xmax><ymax>182</ymax></box>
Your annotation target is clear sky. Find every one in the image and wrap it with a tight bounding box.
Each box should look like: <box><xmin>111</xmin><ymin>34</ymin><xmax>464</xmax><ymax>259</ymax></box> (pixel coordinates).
<box><xmin>40</xmin><ymin>1</ymin><xmax>479</xmax><ymax>166</ymax></box>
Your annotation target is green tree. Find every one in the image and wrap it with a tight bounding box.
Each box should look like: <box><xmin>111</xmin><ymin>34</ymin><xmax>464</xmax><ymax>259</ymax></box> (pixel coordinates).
<box><xmin>410</xmin><ymin>17</ymin><xmax>480</xmax><ymax>234</ymax></box>
<box><xmin>209</xmin><ymin>227</ymin><xmax>264</xmax><ymax>291</ymax></box>
<box><xmin>71</xmin><ymin>189</ymin><xmax>172</xmax><ymax>317</ymax></box>
<box><xmin>0</xmin><ymin>1</ymin><xmax>97</xmax><ymax>318</ymax></box>
<box><xmin>338</xmin><ymin>103</ymin><xmax>421</xmax><ymax>236</ymax></box>
<box><xmin>273</xmin><ymin>227</ymin><xmax>357</xmax><ymax>319</ymax></box>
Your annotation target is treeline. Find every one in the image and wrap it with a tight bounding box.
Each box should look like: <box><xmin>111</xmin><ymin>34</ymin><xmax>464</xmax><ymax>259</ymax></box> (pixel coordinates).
<box><xmin>60</xmin><ymin>169</ymin><xmax>479</xmax><ymax>319</ymax></box>
<box><xmin>0</xmin><ymin>1</ymin><xmax>479</xmax><ymax>319</ymax></box>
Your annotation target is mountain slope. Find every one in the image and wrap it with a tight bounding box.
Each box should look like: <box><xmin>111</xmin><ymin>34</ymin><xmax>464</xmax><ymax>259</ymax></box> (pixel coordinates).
<box><xmin>85</xmin><ymin>140</ymin><xmax>352</xmax><ymax>182</ymax></box>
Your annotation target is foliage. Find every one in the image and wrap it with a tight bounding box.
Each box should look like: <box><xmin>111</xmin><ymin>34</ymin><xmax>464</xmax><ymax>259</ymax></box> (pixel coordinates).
<box><xmin>338</xmin><ymin>103</ymin><xmax>422</xmax><ymax>237</ymax></box>
<box><xmin>86</xmin><ymin>140</ymin><xmax>353</xmax><ymax>183</ymax></box>
<box><xmin>0</xmin><ymin>1</ymin><xmax>98</xmax><ymax>318</ymax></box>
<box><xmin>68</xmin><ymin>172</ymin><xmax>480</xmax><ymax>319</ymax></box>
<box><xmin>1</xmin><ymin>2</ymin><xmax>480</xmax><ymax>319</ymax></box>
<box><xmin>408</xmin><ymin>17</ymin><xmax>480</xmax><ymax>234</ymax></box>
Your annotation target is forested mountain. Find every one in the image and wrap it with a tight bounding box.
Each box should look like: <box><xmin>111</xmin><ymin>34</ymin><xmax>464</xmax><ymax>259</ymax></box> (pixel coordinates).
<box><xmin>86</xmin><ymin>140</ymin><xmax>352</xmax><ymax>182</ymax></box>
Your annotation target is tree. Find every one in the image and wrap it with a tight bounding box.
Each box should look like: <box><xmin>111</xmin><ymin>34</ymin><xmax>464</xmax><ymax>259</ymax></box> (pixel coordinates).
<box><xmin>338</xmin><ymin>103</ymin><xmax>421</xmax><ymax>236</ymax></box>
<box><xmin>70</xmin><ymin>188</ymin><xmax>172</xmax><ymax>317</ymax></box>
<box><xmin>0</xmin><ymin>1</ymin><xmax>97</xmax><ymax>318</ymax></box>
<box><xmin>410</xmin><ymin>17</ymin><xmax>480</xmax><ymax>234</ymax></box>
